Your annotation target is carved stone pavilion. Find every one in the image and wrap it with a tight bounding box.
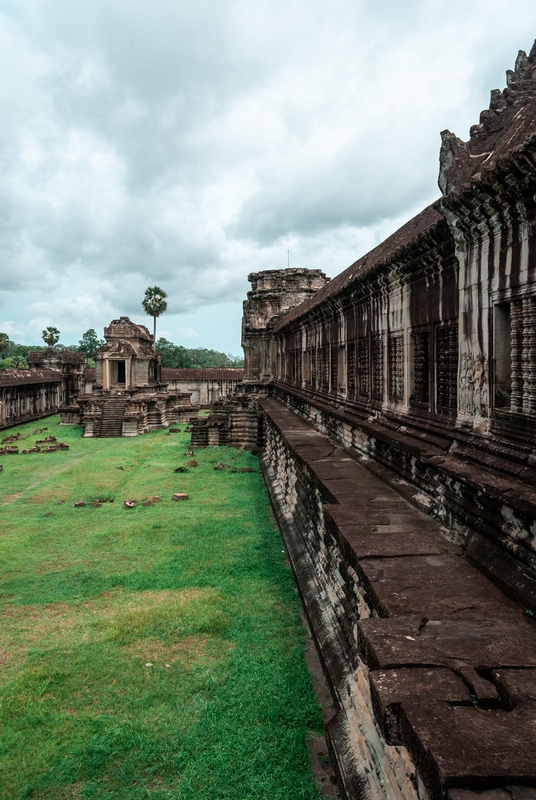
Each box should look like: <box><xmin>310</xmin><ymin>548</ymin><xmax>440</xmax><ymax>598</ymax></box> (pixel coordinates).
<box><xmin>66</xmin><ymin>317</ymin><xmax>192</xmax><ymax>436</ymax></box>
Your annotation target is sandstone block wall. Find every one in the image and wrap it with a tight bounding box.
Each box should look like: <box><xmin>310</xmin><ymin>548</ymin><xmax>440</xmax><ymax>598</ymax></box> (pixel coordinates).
<box><xmin>260</xmin><ymin>397</ymin><xmax>536</xmax><ymax>800</ymax></box>
<box><xmin>272</xmin><ymin>383</ymin><xmax>536</xmax><ymax>614</ymax></box>
<box><xmin>0</xmin><ymin>370</ymin><xmax>63</xmax><ymax>430</ymax></box>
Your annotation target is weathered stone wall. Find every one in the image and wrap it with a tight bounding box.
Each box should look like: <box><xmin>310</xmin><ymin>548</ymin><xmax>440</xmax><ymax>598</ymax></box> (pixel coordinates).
<box><xmin>0</xmin><ymin>370</ymin><xmax>62</xmax><ymax>430</ymax></box>
<box><xmin>260</xmin><ymin>396</ymin><xmax>536</xmax><ymax>800</ymax></box>
<box><xmin>162</xmin><ymin>368</ymin><xmax>244</xmax><ymax>406</ymax></box>
<box><xmin>27</xmin><ymin>350</ymin><xmax>86</xmax><ymax>406</ymax></box>
<box><xmin>260</xmin><ymin>399</ymin><xmax>424</xmax><ymax>800</ymax></box>
<box><xmin>271</xmin><ymin>382</ymin><xmax>536</xmax><ymax>613</ymax></box>
<box><xmin>190</xmin><ymin>390</ymin><xmax>262</xmax><ymax>450</ymax></box>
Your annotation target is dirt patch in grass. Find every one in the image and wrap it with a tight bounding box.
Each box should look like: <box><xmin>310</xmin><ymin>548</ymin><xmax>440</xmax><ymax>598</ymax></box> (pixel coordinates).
<box><xmin>42</xmin><ymin>781</ymin><xmax>84</xmax><ymax>799</ymax></box>
<box><xmin>118</xmin><ymin>587</ymin><xmax>207</xmax><ymax>610</ymax></box>
<box><xmin>127</xmin><ymin>634</ymin><xmax>210</xmax><ymax>663</ymax></box>
<box><xmin>2</xmin><ymin>491</ymin><xmax>24</xmax><ymax>504</ymax></box>
<box><xmin>26</xmin><ymin>491</ymin><xmax>61</xmax><ymax>504</ymax></box>
<box><xmin>0</xmin><ymin>588</ymin><xmax>224</xmax><ymax>654</ymax></box>
<box><xmin>0</xmin><ymin>644</ymin><xmax>28</xmax><ymax>669</ymax></box>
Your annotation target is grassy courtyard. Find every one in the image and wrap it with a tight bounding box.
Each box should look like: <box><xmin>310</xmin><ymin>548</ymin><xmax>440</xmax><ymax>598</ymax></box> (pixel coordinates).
<box><xmin>0</xmin><ymin>417</ymin><xmax>323</xmax><ymax>799</ymax></box>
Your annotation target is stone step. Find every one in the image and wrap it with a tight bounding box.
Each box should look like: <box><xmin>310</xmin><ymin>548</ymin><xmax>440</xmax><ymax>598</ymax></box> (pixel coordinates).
<box><xmin>97</xmin><ymin>399</ymin><xmax>128</xmax><ymax>438</ymax></box>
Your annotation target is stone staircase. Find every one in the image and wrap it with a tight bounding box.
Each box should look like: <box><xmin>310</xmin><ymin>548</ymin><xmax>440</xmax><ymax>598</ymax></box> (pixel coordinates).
<box><xmin>98</xmin><ymin>397</ymin><xmax>128</xmax><ymax>437</ymax></box>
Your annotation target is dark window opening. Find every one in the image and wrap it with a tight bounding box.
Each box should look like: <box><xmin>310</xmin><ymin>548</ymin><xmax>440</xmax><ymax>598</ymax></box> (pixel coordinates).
<box><xmin>436</xmin><ymin>325</ymin><xmax>458</xmax><ymax>410</ymax></box>
<box><xmin>494</xmin><ymin>303</ymin><xmax>512</xmax><ymax>408</ymax></box>
<box><xmin>371</xmin><ymin>335</ymin><xmax>383</xmax><ymax>401</ymax></box>
<box><xmin>388</xmin><ymin>336</ymin><xmax>404</xmax><ymax>401</ymax></box>
<box><xmin>347</xmin><ymin>341</ymin><xmax>356</xmax><ymax>396</ymax></box>
<box><xmin>330</xmin><ymin>345</ymin><xmax>338</xmax><ymax>392</ymax></box>
<box><xmin>411</xmin><ymin>331</ymin><xmax>430</xmax><ymax>404</ymax></box>
<box><xmin>357</xmin><ymin>337</ymin><xmax>370</xmax><ymax>398</ymax></box>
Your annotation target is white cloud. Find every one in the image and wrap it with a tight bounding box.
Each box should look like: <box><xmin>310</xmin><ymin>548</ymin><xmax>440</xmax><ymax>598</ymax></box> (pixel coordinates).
<box><xmin>179</xmin><ymin>327</ymin><xmax>200</xmax><ymax>340</ymax></box>
<box><xmin>0</xmin><ymin>0</ymin><xmax>535</xmax><ymax>352</ymax></box>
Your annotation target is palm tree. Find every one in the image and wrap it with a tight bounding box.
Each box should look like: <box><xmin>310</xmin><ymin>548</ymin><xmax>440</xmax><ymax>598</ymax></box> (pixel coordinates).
<box><xmin>42</xmin><ymin>327</ymin><xmax>60</xmax><ymax>347</ymax></box>
<box><xmin>142</xmin><ymin>286</ymin><xmax>168</xmax><ymax>346</ymax></box>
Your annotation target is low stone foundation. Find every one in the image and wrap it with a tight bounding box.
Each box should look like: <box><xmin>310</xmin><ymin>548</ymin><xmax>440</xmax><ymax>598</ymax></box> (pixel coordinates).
<box><xmin>272</xmin><ymin>383</ymin><xmax>536</xmax><ymax>614</ymax></box>
<box><xmin>259</xmin><ymin>396</ymin><xmax>536</xmax><ymax>800</ymax></box>
<box><xmin>189</xmin><ymin>391</ymin><xmax>263</xmax><ymax>449</ymax></box>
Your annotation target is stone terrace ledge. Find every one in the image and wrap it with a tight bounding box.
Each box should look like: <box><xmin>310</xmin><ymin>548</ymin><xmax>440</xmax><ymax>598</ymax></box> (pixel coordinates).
<box><xmin>259</xmin><ymin>397</ymin><xmax>536</xmax><ymax>800</ymax></box>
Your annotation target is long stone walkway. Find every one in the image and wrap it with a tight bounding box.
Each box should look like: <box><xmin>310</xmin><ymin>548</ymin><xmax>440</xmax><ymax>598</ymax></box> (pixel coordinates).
<box><xmin>260</xmin><ymin>397</ymin><xmax>536</xmax><ymax>800</ymax></box>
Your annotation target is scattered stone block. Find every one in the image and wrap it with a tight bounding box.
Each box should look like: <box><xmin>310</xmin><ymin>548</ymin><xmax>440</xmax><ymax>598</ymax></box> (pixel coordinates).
<box><xmin>168</xmin><ymin>428</ymin><xmax>181</xmax><ymax>433</ymax></box>
<box><xmin>44</xmin><ymin>512</ymin><xmax>52</xmax><ymax>517</ymax></box>
<box><xmin>174</xmin><ymin>466</ymin><xmax>188</xmax><ymax>472</ymax></box>
<box><xmin>74</xmin><ymin>500</ymin><xmax>86</xmax><ymax>507</ymax></box>
<box><xmin>2</xmin><ymin>433</ymin><xmax>21</xmax><ymax>443</ymax></box>
<box><xmin>117</xmin><ymin>466</ymin><xmax>125</xmax><ymax>470</ymax></box>
<box><xmin>142</xmin><ymin>496</ymin><xmax>161</xmax><ymax>507</ymax></box>
<box><xmin>214</xmin><ymin>462</ymin><xmax>229</xmax><ymax>470</ymax></box>
<box><xmin>91</xmin><ymin>502</ymin><xmax>102</xmax><ymax>508</ymax></box>
<box><xmin>239</xmin><ymin>467</ymin><xmax>255</xmax><ymax>473</ymax></box>
<box><xmin>187</xmin><ymin>460</ymin><xmax>198</xmax><ymax>467</ymax></box>
<box><xmin>0</xmin><ymin>446</ymin><xmax>19</xmax><ymax>455</ymax></box>
<box><xmin>172</xmin><ymin>493</ymin><xmax>189</xmax><ymax>501</ymax></box>
<box><xmin>124</xmin><ymin>499</ymin><xmax>137</xmax><ymax>508</ymax></box>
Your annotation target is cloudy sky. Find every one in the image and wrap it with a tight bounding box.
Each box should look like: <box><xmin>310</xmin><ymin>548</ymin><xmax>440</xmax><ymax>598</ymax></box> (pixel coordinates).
<box><xmin>0</xmin><ymin>1</ymin><xmax>535</xmax><ymax>354</ymax></box>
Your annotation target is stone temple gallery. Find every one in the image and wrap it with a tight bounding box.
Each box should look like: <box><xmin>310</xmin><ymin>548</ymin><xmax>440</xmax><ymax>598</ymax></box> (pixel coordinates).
<box><xmin>3</xmin><ymin>42</ymin><xmax>536</xmax><ymax>800</ymax></box>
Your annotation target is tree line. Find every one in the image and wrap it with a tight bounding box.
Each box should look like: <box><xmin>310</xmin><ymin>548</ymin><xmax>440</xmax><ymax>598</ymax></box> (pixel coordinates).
<box><xmin>0</xmin><ymin>329</ymin><xmax>243</xmax><ymax>370</ymax></box>
<box><xmin>0</xmin><ymin>287</ymin><xmax>243</xmax><ymax>370</ymax></box>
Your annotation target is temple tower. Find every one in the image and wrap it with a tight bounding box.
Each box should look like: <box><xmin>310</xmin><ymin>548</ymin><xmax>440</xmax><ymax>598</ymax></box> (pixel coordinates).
<box><xmin>242</xmin><ymin>268</ymin><xmax>329</xmax><ymax>382</ymax></box>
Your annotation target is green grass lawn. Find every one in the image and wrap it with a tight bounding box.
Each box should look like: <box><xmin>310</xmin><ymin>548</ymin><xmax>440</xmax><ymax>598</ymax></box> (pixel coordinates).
<box><xmin>0</xmin><ymin>417</ymin><xmax>323</xmax><ymax>800</ymax></box>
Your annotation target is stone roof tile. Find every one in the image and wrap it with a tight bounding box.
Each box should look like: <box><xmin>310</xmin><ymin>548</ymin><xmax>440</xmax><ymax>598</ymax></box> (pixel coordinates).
<box><xmin>275</xmin><ymin>204</ymin><xmax>443</xmax><ymax>330</ymax></box>
<box><xmin>0</xmin><ymin>369</ymin><xmax>62</xmax><ymax>387</ymax></box>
